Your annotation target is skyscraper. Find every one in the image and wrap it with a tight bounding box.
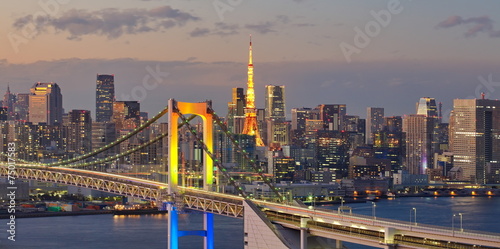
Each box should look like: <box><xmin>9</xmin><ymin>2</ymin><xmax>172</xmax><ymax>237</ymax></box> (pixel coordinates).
<box><xmin>265</xmin><ymin>85</ymin><xmax>286</xmax><ymax>122</ymax></box>
<box><xmin>403</xmin><ymin>114</ymin><xmax>434</xmax><ymax>175</ymax></box>
<box><xmin>14</xmin><ymin>93</ymin><xmax>29</xmax><ymax>121</ymax></box>
<box><xmin>451</xmin><ymin>98</ymin><xmax>500</xmax><ymax>184</ymax></box>
<box><xmin>112</xmin><ymin>101</ymin><xmax>140</xmax><ymax>132</ymax></box>
<box><xmin>291</xmin><ymin>108</ymin><xmax>319</xmax><ymax>131</ymax></box>
<box><xmin>227</xmin><ymin>87</ymin><xmax>245</xmax><ymax>134</ymax></box>
<box><xmin>265</xmin><ymin>85</ymin><xmax>287</xmax><ymax>146</ymax></box>
<box><xmin>96</xmin><ymin>74</ymin><xmax>115</xmax><ymax>122</ymax></box>
<box><xmin>366</xmin><ymin>107</ymin><xmax>384</xmax><ymax>145</ymax></box>
<box><xmin>317</xmin><ymin>104</ymin><xmax>346</xmax><ymax>131</ymax></box>
<box><xmin>416</xmin><ymin>97</ymin><xmax>438</xmax><ymax>118</ymax></box>
<box><xmin>29</xmin><ymin>83</ymin><xmax>63</xmax><ymax>125</ymax></box>
<box><xmin>242</xmin><ymin>36</ymin><xmax>264</xmax><ymax>146</ymax></box>
<box><xmin>2</xmin><ymin>85</ymin><xmax>16</xmax><ymax>120</ymax></box>
<box><xmin>66</xmin><ymin>110</ymin><xmax>92</xmax><ymax>155</ymax></box>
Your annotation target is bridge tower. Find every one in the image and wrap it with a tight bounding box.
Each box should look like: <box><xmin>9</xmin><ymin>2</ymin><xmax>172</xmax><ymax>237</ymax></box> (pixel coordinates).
<box><xmin>167</xmin><ymin>99</ymin><xmax>215</xmax><ymax>249</ymax></box>
<box><xmin>168</xmin><ymin>99</ymin><xmax>214</xmax><ymax>193</ymax></box>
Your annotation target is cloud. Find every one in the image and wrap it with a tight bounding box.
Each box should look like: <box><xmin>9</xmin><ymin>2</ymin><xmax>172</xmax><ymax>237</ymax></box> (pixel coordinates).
<box><xmin>12</xmin><ymin>6</ymin><xmax>200</xmax><ymax>40</ymax></box>
<box><xmin>189</xmin><ymin>22</ymin><xmax>239</xmax><ymax>37</ymax></box>
<box><xmin>245</xmin><ymin>21</ymin><xmax>276</xmax><ymax>34</ymax></box>
<box><xmin>244</xmin><ymin>14</ymin><xmax>312</xmax><ymax>35</ymax></box>
<box><xmin>436</xmin><ymin>15</ymin><xmax>499</xmax><ymax>38</ymax></box>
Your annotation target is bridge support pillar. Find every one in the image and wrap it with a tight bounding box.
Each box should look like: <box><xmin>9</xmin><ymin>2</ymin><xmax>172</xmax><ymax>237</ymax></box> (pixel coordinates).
<box><xmin>383</xmin><ymin>227</ymin><xmax>396</xmax><ymax>249</ymax></box>
<box><xmin>167</xmin><ymin>203</ymin><xmax>178</xmax><ymax>249</ymax></box>
<box><xmin>300</xmin><ymin>217</ymin><xmax>310</xmax><ymax>249</ymax></box>
<box><xmin>204</xmin><ymin>212</ymin><xmax>214</xmax><ymax>249</ymax></box>
<box><xmin>335</xmin><ymin>239</ymin><xmax>343</xmax><ymax>249</ymax></box>
<box><xmin>167</xmin><ymin>202</ymin><xmax>214</xmax><ymax>249</ymax></box>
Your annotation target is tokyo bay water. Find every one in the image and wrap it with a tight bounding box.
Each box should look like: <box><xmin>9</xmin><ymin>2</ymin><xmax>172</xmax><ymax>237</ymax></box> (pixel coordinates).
<box><xmin>1</xmin><ymin>196</ymin><xmax>499</xmax><ymax>249</ymax></box>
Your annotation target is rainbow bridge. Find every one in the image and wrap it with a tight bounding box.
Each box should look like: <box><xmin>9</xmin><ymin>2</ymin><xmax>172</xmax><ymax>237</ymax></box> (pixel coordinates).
<box><xmin>1</xmin><ymin>100</ymin><xmax>499</xmax><ymax>249</ymax></box>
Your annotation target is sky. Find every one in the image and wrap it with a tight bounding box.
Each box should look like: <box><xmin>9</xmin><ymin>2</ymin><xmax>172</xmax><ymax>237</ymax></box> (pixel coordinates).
<box><xmin>1</xmin><ymin>0</ymin><xmax>500</xmax><ymax>121</ymax></box>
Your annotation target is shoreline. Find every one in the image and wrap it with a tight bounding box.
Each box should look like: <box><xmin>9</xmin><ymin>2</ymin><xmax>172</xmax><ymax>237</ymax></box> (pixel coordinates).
<box><xmin>0</xmin><ymin>210</ymin><xmax>113</xmax><ymax>219</ymax></box>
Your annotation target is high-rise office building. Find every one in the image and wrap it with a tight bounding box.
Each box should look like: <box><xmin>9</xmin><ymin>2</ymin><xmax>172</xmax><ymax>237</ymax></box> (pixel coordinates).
<box><xmin>265</xmin><ymin>85</ymin><xmax>286</xmax><ymax>122</ymax></box>
<box><xmin>14</xmin><ymin>93</ymin><xmax>29</xmax><ymax>121</ymax></box>
<box><xmin>2</xmin><ymin>85</ymin><xmax>16</xmax><ymax>120</ymax></box>
<box><xmin>112</xmin><ymin>101</ymin><xmax>140</xmax><ymax>131</ymax></box>
<box><xmin>265</xmin><ymin>85</ymin><xmax>286</xmax><ymax>146</ymax></box>
<box><xmin>92</xmin><ymin>122</ymin><xmax>116</xmax><ymax>158</ymax></box>
<box><xmin>403</xmin><ymin>114</ymin><xmax>434</xmax><ymax>175</ymax></box>
<box><xmin>291</xmin><ymin>108</ymin><xmax>319</xmax><ymax>131</ymax></box>
<box><xmin>66</xmin><ymin>110</ymin><xmax>92</xmax><ymax>155</ymax></box>
<box><xmin>366</xmin><ymin>107</ymin><xmax>384</xmax><ymax>145</ymax></box>
<box><xmin>29</xmin><ymin>83</ymin><xmax>63</xmax><ymax>125</ymax></box>
<box><xmin>317</xmin><ymin>104</ymin><xmax>346</xmax><ymax>131</ymax></box>
<box><xmin>416</xmin><ymin>97</ymin><xmax>438</xmax><ymax>118</ymax></box>
<box><xmin>315</xmin><ymin>130</ymin><xmax>349</xmax><ymax>178</ymax></box>
<box><xmin>227</xmin><ymin>87</ymin><xmax>245</xmax><ymax>134</ymax></box>
<box><xmin>96</xmin><ymin>74</ymin><xmax>115</xmax><ymax>122</ymax></box>
<box><xmin>450</xmin><ymin>98</ymin><xmax>500</xmax><ymax>184</ymax></box>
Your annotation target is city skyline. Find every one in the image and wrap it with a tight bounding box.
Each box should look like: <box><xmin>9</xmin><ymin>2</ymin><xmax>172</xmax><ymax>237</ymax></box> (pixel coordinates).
<box><xmin>1</xmin><ymin>1</ymin><xmax>500</xmax><ymax>120</ymax></box>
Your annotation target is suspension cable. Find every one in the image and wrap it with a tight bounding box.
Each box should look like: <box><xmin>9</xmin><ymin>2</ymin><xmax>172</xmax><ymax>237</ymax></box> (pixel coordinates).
<box><xmin>0</xmin><ymin>105</ymin><xmax>171</xmax><ymax>167</ymax></box>
<box><xmin>173</xmin><ymin>106</ymin><xmax>249</xmax><ymax>199</ymax></box>
<box><xmin>207</xmin><ymin>107</ymin><xmax>284</xmax><ymax>201</ymax></box>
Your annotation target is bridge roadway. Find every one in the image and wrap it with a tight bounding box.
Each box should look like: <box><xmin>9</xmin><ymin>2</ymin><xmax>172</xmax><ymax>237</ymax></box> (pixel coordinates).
<box><xmin>2</xmin><ymin>165</ymin><xmax>500</xmax><ymax>248</ymax></box>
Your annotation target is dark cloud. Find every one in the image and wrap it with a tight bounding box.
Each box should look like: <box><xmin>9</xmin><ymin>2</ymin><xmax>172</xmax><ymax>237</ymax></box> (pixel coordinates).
<box><xmin>12</xmin><ymin>6</ymin><xmax>200</xmax><ymax>40</ymax></box>
<box><xmin>245</xmin><ymin>22</ymin><xmax>276</xmax><ymax>34</ymax></box>
<box><xmin>189</xmin><ymin>22</ymin><xmax>239</xmax><ymax>37</ymax></box>
<box><xmin>436</xmin><ymin>15</ymin><xmax>499</xmax><ymax>38</ymax></box>
<box><xmin>244</xmin><ymin>14</ymin><xmax>311</xmax><ymax>35</ymax></box>
<box><xmin>190</xmin><ymin>27</ymin><xmax>210</xmax><ymax>37</ymax></box>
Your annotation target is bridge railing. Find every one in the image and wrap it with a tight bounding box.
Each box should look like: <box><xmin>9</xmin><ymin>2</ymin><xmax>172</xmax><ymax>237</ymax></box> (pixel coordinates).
<box><xmin>312</xmin><ymin>206</ymin><xmax>500</xmax><ymax>241</ymax></box>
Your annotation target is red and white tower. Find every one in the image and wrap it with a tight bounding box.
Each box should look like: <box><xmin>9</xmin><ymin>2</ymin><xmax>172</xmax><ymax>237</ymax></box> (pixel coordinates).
<box><xmin>242</xmin><ymin>35</ymin><xmax>265</xmax><ymax>146</ymax></box>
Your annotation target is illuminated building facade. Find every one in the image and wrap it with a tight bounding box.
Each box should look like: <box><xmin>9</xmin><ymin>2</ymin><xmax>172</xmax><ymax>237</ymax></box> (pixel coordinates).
<box><xmin>315</xmin><ymin>130</ymin><xmax>349</xmax><ymax>179</ymax></box>
<box><xmin>14</xmin><ymin>93</ymin><xmax>29</xmax><ymax>121</ymax></box>
<box><xmin>265</xmin><ymin>85</ymin><xmax>288</xmax><ymax>147</ymax></box>
<box><xmin>366</xmin><ymin>107</ymin><xmax>384</xmax><ymax>145</ymax></box>
<box><xmin>29</xmin><ymin>83</ymin><xmax>63</xmax><ymax>125</ymax></box>
<box><xmin>227</xmin><ymin>87</ymin><xmax>245</xmax><ymax>134</ymax></box>
<box><xmin>96</xmin><ymin>74</ymin><xmax>115</xmax><ymax>122</ymax></box>
<box><xmin>112</xmin><ymin>101</ymin><xmax>140</xmax><ymax>132</ymax></box>
<box><xmin>317</xmin><ymin>104</ymin><xmax>346</xmax><ymax>131</ymax></box>
<box><xmin>2</xmin><ymin>85</ymin><xmax>16</xmax><ymax>120</ymax></box>
<box><xmin>66</xmin><ymin>110</ymin><xmax>92</xmax><ymax>155</ymax></box>
<box><xmin>242</xmin><ymin>36</ymin><xmax>264</xmax><ymax>146</ymax></box>
<box><xmin>403</xmin><ymin>114</ymin><xmax>434</xmax><ymax>175</ymax></box>
<box><xmin>451</xmin><ymin>98</ymin><xmax>500</xmax><ymax>184</ymax></box>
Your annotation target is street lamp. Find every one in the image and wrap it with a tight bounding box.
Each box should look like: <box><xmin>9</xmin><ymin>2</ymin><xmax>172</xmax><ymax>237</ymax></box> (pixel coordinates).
<box><xmin>458</xmin><ymin>213</ymin><xmax>463</xmax><ymax>232</ymax></box>
<box><xmin>410</xmin><ymin>207</ymin><xmax>417</xmax><ymax>225</ymax></box>
<box><xmin>372</xmin><ymin>202</ymin><xmax>376</xmax><ymax>219</ymax></box>
<box><xmin>452</xmin><ymin>214</ymin><xmax>455</xmax><ymax>234</ymax></box>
